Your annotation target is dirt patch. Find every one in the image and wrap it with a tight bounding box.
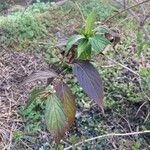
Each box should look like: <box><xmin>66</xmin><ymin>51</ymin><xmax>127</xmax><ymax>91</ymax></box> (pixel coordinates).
<box><xmin>0</xmin><ymin>49</ymin><xmax>48</xmax><ymax>149</ymax></box>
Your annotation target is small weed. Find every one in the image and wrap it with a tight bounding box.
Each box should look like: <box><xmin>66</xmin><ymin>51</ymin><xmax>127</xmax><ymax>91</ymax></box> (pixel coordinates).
<box><xmin>20</xmin><ymin>87</ymin><xmax>46</xmax><ymax>134</ymax></box>
<box><xmin>136</xmin><ymin>31</ymin><xmax>149</xmax><ymax>56</ymax></box>
<box><xmin>139</xmin><ymin>67</ymin><xmax>150</xmax><ymax>98</ymax></box>
<box><xmin>13</xmin><ymin>131</ymin><xmax>22</xmax><ymax>141</ymax></box>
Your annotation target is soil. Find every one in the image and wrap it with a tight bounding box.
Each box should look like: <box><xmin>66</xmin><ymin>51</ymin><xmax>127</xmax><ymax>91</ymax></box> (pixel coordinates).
<box><xmin>0</xmin><ymin>50</ymin><xmax>48</xmax><ymax>149</ymax></box>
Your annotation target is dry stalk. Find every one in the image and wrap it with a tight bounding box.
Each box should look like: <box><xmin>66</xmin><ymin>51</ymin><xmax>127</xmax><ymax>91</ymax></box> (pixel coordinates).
<box><xmin>64</xmin><ymin>130</ymin><xmax>150</xmax><ymax>150</ymax></box>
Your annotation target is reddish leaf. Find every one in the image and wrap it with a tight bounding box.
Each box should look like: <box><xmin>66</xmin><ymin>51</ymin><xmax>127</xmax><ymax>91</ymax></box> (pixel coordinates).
<box><xmin>72</xmin><ymin>60</ymin><xmax>104</xmax><ymax>111</ymax></box>
<box><xmin>66</xmin><ymin>45</ymin><xmax>77</xmax><ymax>64</ymax></box>
<box><xmin>55</xmin><ymin>82</ymin><xmax>76</xmax><ymax>129</ymax></box>
<box><xmin>21</xmin><ymin>70</ymin><xmax>57</xmax><ymax>85</ymax></box>
<box><xmin>105</xmin><ymin>30</ymin><xmax>120</xmax><ymax>48</ymax></box>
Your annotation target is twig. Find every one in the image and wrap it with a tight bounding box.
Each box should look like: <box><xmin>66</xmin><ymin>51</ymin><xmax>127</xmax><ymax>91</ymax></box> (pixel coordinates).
<box><xmin>119</xmin><ymin>1</ymin><xmax>140</xmax><ymax>22</ymax></box>
<box><xmin>61</xmin><ymin>139</ymin><xmax>72</xmax><ymax>146</ymax></box>
<box><xmin>114</xmin><ymin>112</ymin><xmax>133</xmax><ymax>133</ymax></box>
<box><xmin>4</xmin><ymin>90</ymin><xmax>12</xmax><ymax>123</ymax></box>
<box><xmin>142</xmin><ymin>26</ymin><xmax>150</xmax><ymax>41</ymax></box>
<box><xmin>114</xmin><ymin>15</ymin><xmax>133</xmax><ymax>28</ymax></box>
<box><xmin>55</xmin><ymin>0</ymin><xmax>70</xmax><ymax>6</ymax></box>
<box><xmin>64</xmin><ymin>130</ymin><xmax>150</xmax><ymax>150</ymax></box>
<box><xmin>8</xmin><ymin>123</ymin><xmax>16</xmax><ymax>150</ymax></box>
<box><xmin>135</xmin><ymin>0</ymin><xmax>145</xmax><ymax>17</ymax></box>
<box><xmin>136</xmin><ymin>101</ymin><xmax>147</xmax><ymax>116</ymax></box>
<box><xmin>104</xmin><ymin>0</ymin><xmax>150</xmax><ymax>23</ymax></box>
<box><xmin>75</xmin><ymin>2</ymin><xmax>86</xmax><ymax>23</ymax></box>
<box><xmin>20</xmin><ymin>139</ymin><xmax>33</xmax><ymax>150</ymax></box>
<box><xmin>103</xmin><ymin>55</ymin><xmax>150</xmax><ymax>102</ymax></box>
<box><xmin>103</xmin><ymin>54</ymin><xmax>140</xmax><ymax>77</ymax></box>
<box><xmin>112</xmin><ymin>0</ymin><xmax>150</xmax><ymax>41</ymax></box>
<box><xmin>144</xmin><ymin>109</ymin><xmax>150</xmax><ymax>123</ymax></box>
<box><xmin>123</xmin><ymin>0</ymin><xmax>126</xmax><ymax>9</ymax></box>
<box><xmin>139</xmin><ymin>77</ymin><xmax>150</xmax><ymax>102</ymax></box>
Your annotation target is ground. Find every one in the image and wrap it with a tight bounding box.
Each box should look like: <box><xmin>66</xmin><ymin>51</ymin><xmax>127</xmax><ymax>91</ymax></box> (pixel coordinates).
<box><xmin>0</xmin><ymin>0</ymin><xmax>150</xmax><ymax>150</ymax></box>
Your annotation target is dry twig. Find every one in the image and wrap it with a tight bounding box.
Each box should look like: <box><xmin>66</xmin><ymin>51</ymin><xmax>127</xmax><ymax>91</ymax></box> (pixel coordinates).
<box><xmin>105</xmin><ymin>0</ymin><xmax>150</xmax><ymax>40</ymax></box>
<box><xmin>103</xmin><ymin>54</ymin><xmax>140</xmax><ymax>77</ymax></box>
<box><xmin>105</xmin><ymin>0</ymin><xmax>150</xmax><ymax>23</ymax></box>
<box><xmin>64</xmin><ymin>130</ymin><xmax>150</xmax><ymax>150</ymax></box>
<box><xmin>136</xmin><ymin>101</ymin><xmax>147</xmax><ymax>116</ymax></box>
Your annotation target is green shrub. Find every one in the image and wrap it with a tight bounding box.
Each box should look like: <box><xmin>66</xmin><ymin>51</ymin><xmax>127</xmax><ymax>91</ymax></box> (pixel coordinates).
<box><xmin>0</xmin><ymin>2</ymin><xmax>49</xmax><ymax>48</ymax></box>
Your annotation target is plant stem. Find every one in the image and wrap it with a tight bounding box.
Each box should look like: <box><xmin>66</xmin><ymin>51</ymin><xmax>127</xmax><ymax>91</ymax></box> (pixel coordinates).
<box><xmin>75</xmin><ymin>2</ymin><xmax>86</xmax><ymax>23</ymax></box>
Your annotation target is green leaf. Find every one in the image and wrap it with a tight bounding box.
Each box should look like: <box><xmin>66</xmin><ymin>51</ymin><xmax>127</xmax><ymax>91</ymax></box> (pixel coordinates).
<box><xmin>76</xmin><ymin>28</ymin><xmax>85</xmax><ymax>35</ymax></box>
<box><xmin>65</xmin><ymin>34</ymin><xmax>85</xmax><ymax>55</ymax></box>
<box><xmin>139</xmin><ymin>67</ymin><xmax>150</xmax><ymax>77</ymax></box>
<box><xmin>45</xmin><ymin>94</ymin><xmax>67</xmax><ymax>143</ymax></box>
<box><xmin>77</xmin><ymin>38</ymin><xmax>91</xmax><ymax>60</ymax></box>
<box><xmin>24</xmin><ymin>87</ymin><xmax>46</xmax><ymax>109</ymax></box>
<box><xmin>94</xmin><ymin>26</ymin><xmax>109</xmax><ymax>34</ymax></box>
<box><xmin>79</xmin><ymin>48</ymin><xmax>91</xmax><ymax>60</ymax></box>
<box><xmin>85</xmin><ymin>10</ymin><xmax>97</xmax><ymax>36</ymax></box>
<box><xmin>89</xmin><ymin>35</ymin><xmax>111</xmax><ymax>52</ymax></box>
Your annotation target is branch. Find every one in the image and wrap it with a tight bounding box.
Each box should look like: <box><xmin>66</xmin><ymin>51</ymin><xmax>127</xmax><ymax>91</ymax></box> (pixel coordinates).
<box><xmin>135</xmin><ymin>0</ymin><xmax>145</xmax><ymax>17</ymax></box>
<box><xmin>111</xmin><ymin>0</ymin><xmax>150</xmax><ymax>41</ymax></box>
<box><xmin>75</xmin><ymin>2</ymin><xmax>86</xmax><ymax>23</ymax></box>
<box><xmin>64</xmin><ymin>130</ymin><xmax>150</xmax><ymax>150</ymax></box>
<box><xmin>118</xmin><ymin>2</ymin><xmax>140</xmax><ymax>22</ymax></box>
<box><xmin>103</xmin><ymin>54</ymin><xmax>140</xmax><ymax>77</ymax></box>
<box><xmin>104</xmin><ymin>0</ymin><xmax>150</xmax><ymax>23</ymax></box>
<box><xmin>55</xmin><ymin>0</ymin><xmax>70</xmax><ymax>6</ymax></box>
<box><xmin>142</xmin><ymin>26</ymin><xmax>150</xmax><ymax>41</ymax></box>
